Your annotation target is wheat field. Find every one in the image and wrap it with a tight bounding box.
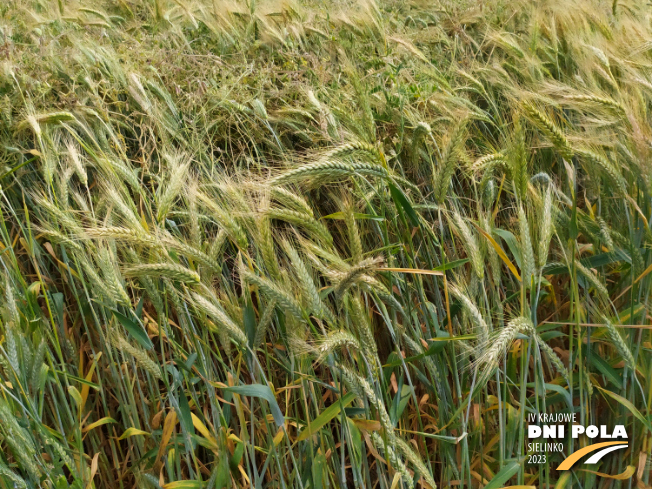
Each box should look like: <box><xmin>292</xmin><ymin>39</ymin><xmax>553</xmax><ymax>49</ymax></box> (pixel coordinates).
<box><xmin>0</xmin><ymin>0</ymin><xmax>651</xmax><ymax>487</ymax></box>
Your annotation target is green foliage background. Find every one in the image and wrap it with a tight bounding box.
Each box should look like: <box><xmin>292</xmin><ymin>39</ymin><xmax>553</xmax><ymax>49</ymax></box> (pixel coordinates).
<box><xmin>0</xmin><ymin>0</ymin><xmax>651</xmax><ymax>487</ymax></box>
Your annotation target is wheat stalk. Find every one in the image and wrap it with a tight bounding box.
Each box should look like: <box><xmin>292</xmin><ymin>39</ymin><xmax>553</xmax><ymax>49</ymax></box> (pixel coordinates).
<box><xmin>518</xmin><ymin>205</ymin><xmax>536</xmax><ymax>286</ymax></box>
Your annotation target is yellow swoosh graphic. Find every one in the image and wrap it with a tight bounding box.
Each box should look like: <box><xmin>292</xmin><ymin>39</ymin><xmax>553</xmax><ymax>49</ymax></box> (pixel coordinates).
<box><xmin>557</xmin><ymin>442</ymin><xmax>627</xmax><ymax>470</ymax></box>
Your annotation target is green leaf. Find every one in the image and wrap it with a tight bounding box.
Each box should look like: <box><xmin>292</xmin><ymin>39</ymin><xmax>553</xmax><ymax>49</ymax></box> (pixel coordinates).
<box><xmin>311</xmin><ymin>450</ymin><xmax>328</xmax><ymax>489</ymax></box>
<box><xmin>215</xmin><ymin>455</ymin><xmax>230</xmax><ymax>488</ymax></box>
<box><xmin>163</xmin><ymin>482</ymin><xmax>204</xmax><ymax>489</ymax></box>
<box><xmin>388</xmin><ymin>181</ymin><xmax>419</xmax><ymax>227</ymax></box>
<box><xmin>493</xmin><ymin>228</ymin><xmax>522</xmax><ymax>269</ymax></box>
<box><xmin>345</xmin><ymin>417</ymin><xmax>363</xmax><ymax>462</ymax></box>
<box><xmin>596</xmin><ymin>386</ymin><xmax>652</xmax><ymax>433</ymax></box>
<box><xmin>229</xmin><ymin>440</ymin><xmax>244</xmax><ymax>471</ymax></box>
<box><xmin>223</xmin><ymin>384</ymin><xmax>285</xmax><ymax>428</ymax></box>
<box><xmin>426</xmin><ymin>330</ymin><xmax>451</xmax><ymax>355</ymax></box>
<box><xmin>555</xmin><ymin>471</ymin><xmax>572</xmax><ymax>489</ymax></box>
<box><xmin>192</xmin><ymin>434</ymin><xmax>218</xmax><ymax>450</ymax></box>
<box><xmin>51</xmin><ymin>292</ymin><xmax>65</xmax><ymax>334</ymax></box>
<box><xmin>54</xmin><ymin>371</ymin><xmax>100</xmax><ymax>390</ymax></box>
<box><xmin>0</xmin><ymin>156</ymin><xmax>38</xmax><ymax>181</ymax></box>
<box><xmin>483</xmin><ymin>460</ymin><xmax>521</xmax><ymax>489</ymax></box>
<box><xmin>589</xmin><ymin>351</ymin><xmax>622</xmax><ymax>387</ymax></box>
<box><xmin>583</xmin><ymin>251</ymin><xmax>629</xmax><ymax>268</ymax></box>
<box><xmin>527</xmin><ymin>383</ymin><xmax>572</xmax><ymax>410</ymax></box>
<box><xmin>135</xmin><ymin>296</ymin><xmax>144</xmax><ymax>320</ymax></box>
<box><xmin>297</xmin><ymin>392</ymin><xmax>356</xmax><ymax>441</ymax></box>
<box><xmin>433</xmin><ymin>258</ymin><xmax>469</xmax><ymax>272</ymax></box>
<box><xmin>395</xmin><ymin>384</ymin><xmax>412</xmax><ymax>420</ymax></box>
<box><xmin>539</xmin><ymin>331</ymin><xmax>566</xmax><ymax>341</ymax></box>
<box><xmin>112</xmin><ymin>310</ymin><xmax>153</xmax><ymax>350</ymax></box>
<box><xmin>177</xmin><ymin>392</ymin><xmax>195</xmax><ymax>437</ymax></box>
<box><xmin>382</xmin><ymin>333</ymin><xmax>478</xmax><ymax>367</ymax></box>
<box><xmin>184</xmin><ymin>353</ymin><xmax>198</xmax><ymax>372</ymax></box>
<box><xmin>544</xmin><ymin>251</ymin><xmax>629</xmax><ymax>275</ymax></box>
<box><xmin>428</xmin><ymin>333</ymin><xmax>477</xmax><ymax>342</ymax></box>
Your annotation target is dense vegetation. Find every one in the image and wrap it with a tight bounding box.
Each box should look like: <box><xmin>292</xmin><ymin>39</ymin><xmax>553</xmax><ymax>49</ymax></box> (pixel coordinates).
<box><xmin>0</xmin><ymin>0</ymin><xmax>651</xmax><ymax>487</ymax></box>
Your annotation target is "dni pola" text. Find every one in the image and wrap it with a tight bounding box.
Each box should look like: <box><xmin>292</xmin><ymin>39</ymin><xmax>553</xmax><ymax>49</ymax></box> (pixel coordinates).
<box><xmin>527</xmin><ymin>412</ymin><xmax>627</xmax><ymax>439</ymax></box>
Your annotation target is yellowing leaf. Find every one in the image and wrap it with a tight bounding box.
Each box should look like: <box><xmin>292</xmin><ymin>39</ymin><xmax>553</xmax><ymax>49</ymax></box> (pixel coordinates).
<box><xmin>191</xmin><ymin>413</ymin><xmax>218</xmax><ymax>449</ymax></box>
<box><xmin>68</xmin><ymin>386</ymin><xmax>83</xmax><ymax>408</ymax></box>
<box><xmin>42</xmin><ymin>242</ymin><xmax>80</xmax><ymax>278</ymax></box>
<box><xmin>390</xmin><ymin>473</ymin><xmax>402</xmax><ymax>489</ymax></box>
<box><xmin>578</xmin><ymin>465</ymin><xmax>635</xmax><ymax>480</ymax></box>
<box><xmin>117</xmin><ymin>427</ymin><xmax>149</xmax><ymax>440</ymax></box>
<box><xmin>238</xmin><ymin>464</ymin><xmax>251</xmax><ymax>484</ymax></box>
<box><xmin>273</xmin><ymin>426</ymin><xmax>285</xmax><ymax>446</ymax></box>
<box><xmin>163</xmin><ymin>482</ymin><xmax>204</xmax><ymax>489</ymax></box>
<box><xmin>156</xmin><ymin>410</ymin><xmax>178</xmax><ymax>464</ymax></box>
<box><xmin>473</xmin><ymin>223</ymin><xmax>521</xmax><ymax>281</ymax></box>
<box><xmin>81</xmin><ymin>353</ymin><xmax>101</xmax><ymax>413</ymax></box>
<box><xmin>634</xmin><ymin>262</ymin><xmax>652</xmax><ymax>285</ymax></box>
<box><xmin>228</xmin><ymin>433</ymin><xmax>243</xmax><ymax>444</ymax></box>
<box><xmin>86</xmin><ymin>453</ymin><xmax>100</xmax><ymax>489</ymax></box>
<box><xmin>350</xmin><ymin>418</ymin><xmax>381</xmax><ymax>432</ymax></box>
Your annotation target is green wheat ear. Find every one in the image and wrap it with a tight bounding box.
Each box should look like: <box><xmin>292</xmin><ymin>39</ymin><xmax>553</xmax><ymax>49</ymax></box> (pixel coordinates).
<box><xmin>451</xmin><ymin>211</ymin><xmax>484</xmax><ymax>280</ymax></box>
<box><xmin>521</xmin><ymin>100</ymin><xmax>573</xmax><ymax>160</ymax></box>
<box><xmin>537</xmin><ymin>186</ymin><xmax>555</xmax><ymax>269</ymax></box>
<box><xmin>192</xmin><ymin>293</ymin><xmax>248</xmax><ymax>346</ymax></box>
<box><xmin>575</xmin><ymin>147</ymin><xmax>627</xmax><ymax>194</ymax></box>
<box><xmin>124</xmin><ymin>263</ymin><xmax>201</xmax><ymax>284</ymax></box>
<box><xmin>474</xmin><ymin>316</ymin><xmax>535</xmax><ymax>389</ymax></box>
<box><xmin>109</xmin><ymin>327</ymin><xmax>161</xmax><ymax>379</ymax></box>
<box><xmin>449</xmin><ymin>283</ymin><xmax>489</xmax><ymax>345</ymax></box>
<box><xmin>433</xmin><ymin>119</ymin><xmax>467</xmax><ymax>204</ymax></box>
<box><xmin>603</xmin><ymin>318</ymin><xmax>636</xmax><ymax>372</ymax></box>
